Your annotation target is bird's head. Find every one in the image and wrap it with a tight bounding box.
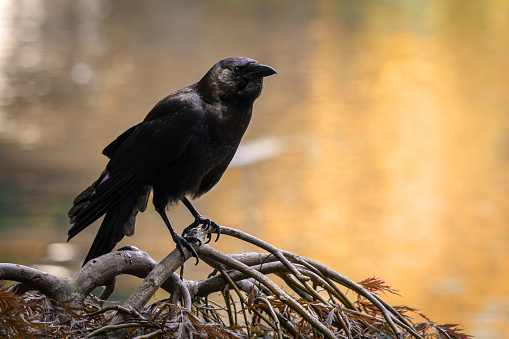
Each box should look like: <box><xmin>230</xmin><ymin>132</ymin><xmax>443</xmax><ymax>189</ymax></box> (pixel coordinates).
<box><xmin>198</xmin><ymin>57</ymin><xmax>277</xmax><ymax>103</ymax></box>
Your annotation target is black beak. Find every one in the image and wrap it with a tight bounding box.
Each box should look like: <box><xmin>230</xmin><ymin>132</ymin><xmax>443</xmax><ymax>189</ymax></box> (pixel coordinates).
<box><xmin>247</xmin><ymin>63</ymin><xmax>277</xmax><ymax>78</ymax></box>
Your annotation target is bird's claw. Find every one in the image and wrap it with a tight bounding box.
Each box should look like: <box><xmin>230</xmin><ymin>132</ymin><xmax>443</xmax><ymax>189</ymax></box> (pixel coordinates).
<box><xmin>174</xmin><ymin>235</ymin><xmax>201</xmax><ymax>265</ymax></box>
<box><xmin>182</xmin><ymin>217</ymin><xmax>221</xmax><ymax>244</ymax></box>
<box><xmin>201</xmin><ymin>219</ymin><xmax>221</xmax><ymax>244</ymax></box>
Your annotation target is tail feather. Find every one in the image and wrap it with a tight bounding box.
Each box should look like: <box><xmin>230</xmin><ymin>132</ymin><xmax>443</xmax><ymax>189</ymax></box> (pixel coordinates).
<box><xmin>68</xmin><ymin>170</ymin><xmax>152</xmax><ymax>265</ymax></box>
<box><xmin>68</xmin><ymin>172</ymin><xmax>134</xmax><ymax>241</ymax></box>
<box><xmin>82</xmin><ymin>189</ymin><xmax>150</xmax><ymax>265</ymax></box>
<box><xmin>72</xmin><ymin>184</ymin><xmax>96</xmax><ymax>205</ymax></box>
<box><xmin>83</xmin><ymin>208</ymin><xmax>128</xmax><ymax>265</ymax></box>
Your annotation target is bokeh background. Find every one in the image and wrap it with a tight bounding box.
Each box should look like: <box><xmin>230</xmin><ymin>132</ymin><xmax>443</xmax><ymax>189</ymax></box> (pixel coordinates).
<box><xmin>1</xmin><ymin>0</ymin><xmax>508</xmax><ymax>337</ymax></box>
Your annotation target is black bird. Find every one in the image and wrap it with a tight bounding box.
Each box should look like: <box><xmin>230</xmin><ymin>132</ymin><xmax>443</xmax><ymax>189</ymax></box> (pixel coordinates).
<box><xmin>67</xmin><ymin>57</ymin><xmax>276</xmax><ymax>265</ymax></box>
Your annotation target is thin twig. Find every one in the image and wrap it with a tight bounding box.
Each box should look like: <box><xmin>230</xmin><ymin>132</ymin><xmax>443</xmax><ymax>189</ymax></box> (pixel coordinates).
<box><xmin>256</xmin><ymin>296</ymin><xmax>284</xmax><ymax>339</ymax></box>
<box><xmin>88</xmin><ymin>305</ymin><xmax>143</xmax><ymax>318</ymax></box>
<box><xmin>87</xmin><ymin>321</ymin><xmax>160</xmax><ymax>337</ymax></box>
<box><xmin>218</xmin><ymin>266</ymin><xmax>252</xmax><ymax>339</ymax></box>
<box><xmin>221</xmin><ymin>287</ymin><xmax>235</xmax><ymax>327</ymax></box>
<box><xmin>294</xmin><ymin>255</ymin><xmax>404</xmax><ymax>338</ymax></box>
<box><xmin>132</xmin><ymin>329</ymin><xmax>165</xmax><ymax>339</ymax></box>
<box><xmin>295</xmin><ymin>260</ymin><xmax>358</xmax><ymax>311</ymax></box>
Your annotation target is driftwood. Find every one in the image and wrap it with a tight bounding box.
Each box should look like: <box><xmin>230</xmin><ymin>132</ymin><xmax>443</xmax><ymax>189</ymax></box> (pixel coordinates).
<box><xmin>0</xmin><ymin>226</ymin><xmax>469</xmax><ymax>339</ymax></box>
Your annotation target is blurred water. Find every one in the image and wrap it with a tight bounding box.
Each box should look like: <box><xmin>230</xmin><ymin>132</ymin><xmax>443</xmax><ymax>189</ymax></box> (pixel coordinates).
<box><xmin>1</xmin><ymin>0</ymin><xmax>508</xmax><ymax>336</ymax></box>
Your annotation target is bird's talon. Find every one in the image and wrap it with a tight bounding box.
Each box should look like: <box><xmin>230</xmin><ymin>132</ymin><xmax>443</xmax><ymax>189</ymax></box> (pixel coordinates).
<box><xmin>214</xmin><ymin>225</ymin><xmax>221</xmax><ymax>242</ymax></box>
<box><xmin>203</xmin><ymin>219</ymin><xmax>212</xmax><ymax>230</ymax></box>
<box><xmin>182</xmin><ymin>216</ymin><xmax>222</xmax><ymax>243</ymax></box>
<box><xmin>206</xmin><ymin>221</ymin><xmax>221</xmax><ymax>242</ymax></box>
<box><xmin>175</xmin><ymin>235</ymin><xmax>200</xmax><ymax>265</ymax></box>
<box><xmin>185</xmin><ymin>236</ymin><xmax>201</xmax><ymax>246</ymax></box>
<box><xmin>181</xmin><ymin>222</ymin><xmax>199</xmax><ymax>237</ymax></box>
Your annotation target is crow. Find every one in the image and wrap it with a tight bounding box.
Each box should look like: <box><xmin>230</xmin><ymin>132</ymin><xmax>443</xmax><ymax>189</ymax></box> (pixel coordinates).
<box><xmin>67</xmin><ymin>57</ymin><xmax>276</xmax><ymax>265</ymax></box>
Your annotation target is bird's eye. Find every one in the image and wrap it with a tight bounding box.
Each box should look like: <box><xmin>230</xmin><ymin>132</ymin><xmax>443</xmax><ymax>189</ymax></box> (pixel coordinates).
<box><xmin>232</xmin><ymin>67</ymin><xmax>240</xmax><ymax>76</ymax></box>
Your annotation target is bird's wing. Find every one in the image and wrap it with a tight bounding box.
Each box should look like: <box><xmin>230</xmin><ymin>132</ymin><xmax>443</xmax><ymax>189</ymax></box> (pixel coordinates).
<box><xmin>105</xmin><ymin>93</ymin><xmax>205</xmax><ymax>178</ymax></box>
<box><xmin>67</xmin><ymin>92</ymin><xmax>205</xmax><ymax>240</ymax></box>
<box><xmin>102</xmin><ymin>123</ymin><xmax>141</xmax><ymax>158</ymax></box>
<box><xmin>101</xmin><ymin>88</ymin><xmax>199</xmax><ymax>158</ymax></box>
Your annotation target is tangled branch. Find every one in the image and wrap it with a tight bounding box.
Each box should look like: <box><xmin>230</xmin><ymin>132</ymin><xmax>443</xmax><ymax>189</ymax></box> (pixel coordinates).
<box><xmin>0</xmin><ymin>226</ymin><xmax>470</xmax><ymax>339</ymax></box>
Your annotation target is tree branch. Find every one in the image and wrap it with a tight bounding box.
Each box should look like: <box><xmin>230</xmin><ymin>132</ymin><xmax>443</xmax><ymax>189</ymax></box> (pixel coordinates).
<box><xmin>195</xmin><ymin>244</ymin><xmax>338</xmax><ymax>339</ymax></box>
<box><xmin>0</xmin><ymin>248</ymin><xmax>183</xmax><ymax>309</ymax></box>
<box><xmin>0</xmin><ymin>225</ymin><xmax>432</xmax><ymax>339</ymax></box>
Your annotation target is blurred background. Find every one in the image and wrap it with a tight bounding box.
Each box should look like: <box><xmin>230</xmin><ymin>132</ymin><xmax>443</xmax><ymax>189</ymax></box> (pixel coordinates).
<box><xmin>1</xmin><ymin>0</ymin><xmax>508</xmax><ymax>337</ymax></box>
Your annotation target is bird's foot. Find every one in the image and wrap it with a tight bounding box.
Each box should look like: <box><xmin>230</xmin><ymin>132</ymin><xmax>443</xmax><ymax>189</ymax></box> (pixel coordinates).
<box><xmin>182</xmin><ymin>216</ymin><xmax>221</xmax><ymax>244</ymax></box>
<box><xmin>173</xmin><ymin>235</ymin><xmax>201</xmax><ymax>265</ymax></box>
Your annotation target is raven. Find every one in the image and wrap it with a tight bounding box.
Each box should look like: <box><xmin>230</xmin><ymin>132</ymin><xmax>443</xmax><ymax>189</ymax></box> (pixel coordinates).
<box><xmin>68</xmin><ymin>57</ymin><xmax>276</xmax><ymax>265</ymax></box>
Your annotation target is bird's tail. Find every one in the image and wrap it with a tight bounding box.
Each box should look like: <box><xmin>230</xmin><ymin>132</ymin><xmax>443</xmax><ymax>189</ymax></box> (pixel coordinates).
<box><xmin>82</xmin><ymin>200</ymin><xmax>136</xmax><ymax>265</ymax></box>
<box><xmin>67</xmin><ymin>170</ymin><xmax>150</xmax><ymax>265</ymax></box>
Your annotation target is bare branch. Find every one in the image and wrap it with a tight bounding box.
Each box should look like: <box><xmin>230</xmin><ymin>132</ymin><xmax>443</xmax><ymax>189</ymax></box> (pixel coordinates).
<box><xmin>0</xmin><ymin>248</ymin><xmax>185</xmax><ymax>310</ymax></box>
<box><xmin>110</xmin><ymin>228</ymin><xmax>206</xmax><ymax>326</ymax></box>
<box><xmin>0</xmin><ymin>263</ymin><xmax>73</xmax><ymax>301</ymax></box>
<box><xmin>0</xmin><ymin>225</ymin><xmax>440</xmax><ymax>338</ymax></box>
<box><xmin>195</xmin><ymin>244</ymin><xmax>338</xmax><ymax>339</ymax></box>
<box><xmin>288</xmin><ymin>254</ymin><xmax>403</xmax><ymax>338</ymax></box>
<box><xmin>218</xmin><ymin>226</ymin><xmax>310</xmax><ymax>282</ymax></box>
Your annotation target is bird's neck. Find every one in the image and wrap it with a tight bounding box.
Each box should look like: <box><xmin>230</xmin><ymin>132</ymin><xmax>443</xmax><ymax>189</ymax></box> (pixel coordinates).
<box><xmin>203</xmin><ymin>101</ymin><xmax>252</xmax><ymax>142</ymax></box>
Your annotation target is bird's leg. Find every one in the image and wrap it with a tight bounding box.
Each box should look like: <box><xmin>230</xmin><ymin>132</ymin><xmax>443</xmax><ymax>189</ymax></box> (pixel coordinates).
<box><xmin>156</xmin><ymin>207</ymin><xmax>201</xmax><ymax>265</ymax></box>
<box><xmin>181</xmin><ymin>197</ymin><xmax>221</xmax><ymax>243</ymax></box>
